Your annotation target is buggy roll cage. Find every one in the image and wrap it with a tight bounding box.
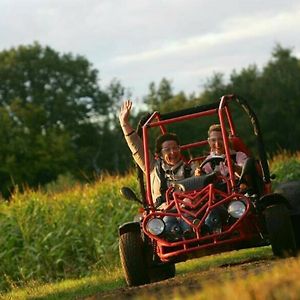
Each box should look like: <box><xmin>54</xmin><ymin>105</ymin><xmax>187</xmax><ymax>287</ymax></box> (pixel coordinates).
<box><xmin>136</xmin><ymin>94</ymin><xmax>271</xmax><ymax>208</ymax></box>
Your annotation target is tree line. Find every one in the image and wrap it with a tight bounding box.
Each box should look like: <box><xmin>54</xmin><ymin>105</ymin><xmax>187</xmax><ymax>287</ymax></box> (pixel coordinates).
<box><xmin>0</xmin><ymin>43</ymin><xmax>299</xmax><ymax>197</ymax></box>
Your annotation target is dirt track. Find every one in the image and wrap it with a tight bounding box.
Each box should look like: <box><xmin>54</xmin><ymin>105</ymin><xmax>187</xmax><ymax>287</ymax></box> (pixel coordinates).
<box><xmin>82</xmin><ymin>257</ymin><xmax>279</xmax><ymax>300</ymax></box>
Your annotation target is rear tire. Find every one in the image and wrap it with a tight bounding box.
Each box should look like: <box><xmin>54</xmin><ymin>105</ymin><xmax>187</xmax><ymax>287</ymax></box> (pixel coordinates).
<box><xmin>275</xmin><ymin>180</ymin><xmax>300</xmax><ymax>214</ymax></box>
<box><xmin>119</xmin><ymin>231</ymin><xmax>149</xmax><ymax>286</ymax></box>
<box><xmin>275</xmin><ymin>181</ymin><xmax>300</xmax><ymax>250</ymax></box>
<box><xmin>264</xmin><ymin>204</ymin><xmax>297</xmax><ymax>257</ymax></box>
<box><xmin>290</xmin><ymin>214</ymin><xmax>300</xmax><ymax>250</ymax></box>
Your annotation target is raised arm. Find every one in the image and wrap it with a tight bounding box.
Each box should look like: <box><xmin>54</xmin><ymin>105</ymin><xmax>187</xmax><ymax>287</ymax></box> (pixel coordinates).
<box><xmin>119</xmin><ymin>100</ymin><xmax>156</xmax><ymax>173</ymax></box>
<box><xmin>119</xmin><ymin>100</ymin><xmax>135</xmax><ymax>136</ymax></box>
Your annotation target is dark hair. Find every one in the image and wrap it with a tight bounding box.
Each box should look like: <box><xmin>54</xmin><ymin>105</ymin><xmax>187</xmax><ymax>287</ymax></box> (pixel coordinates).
<box><xmin>155</xmin><ymin>133</ymin><xmax>180</xmax><ymax>154</ymax></box>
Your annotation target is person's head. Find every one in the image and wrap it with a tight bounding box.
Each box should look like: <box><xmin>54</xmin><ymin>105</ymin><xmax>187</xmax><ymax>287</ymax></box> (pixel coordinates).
<box><xmin>155</xmin><ymin>133</ymin><xmax>181</xmax><ymax>166</ymax></box>
<box><xmin>207</xmin><ymin>124</ymin><xmax>226</xmax><ymax>155</ymax></box>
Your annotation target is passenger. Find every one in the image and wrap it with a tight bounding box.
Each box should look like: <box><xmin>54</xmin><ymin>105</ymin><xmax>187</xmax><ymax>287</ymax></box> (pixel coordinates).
<box><xmin>119</xmin><ymin>100</ymin><xmax>196</xmax><ymax>208</ymax></box>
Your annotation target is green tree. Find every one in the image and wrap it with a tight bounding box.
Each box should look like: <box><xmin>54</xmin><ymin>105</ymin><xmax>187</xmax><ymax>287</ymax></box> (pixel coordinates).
<box><xmin>143</xmin><ymin>82</ymin><xmax>159</xmax><ymax>111</ymax></box>
<box><xmin>0</xmin><ymin>43</ymin><xmax>110</xmax><ymax>196</ymax></box>
<box><xmin>144</xmin><ymin>78</ymin><xmax>173</xmax><ymax>110</ymax></box>
<box><xmin>157</xmin><ymin>77</ymin><xmax>173</xmax><ymax>103</ymax></box>
<box><xmin>101</xmin><ymin>78</ymin><xmax>133</xmax><ymax>172</ymax></box>
<box><xmin>201</xmin><ymin>73</ymin><xmax>230</xmax><ymax>104</ymax></box>
<box><xmin>229</xmin><ymin>65</ymin><xmax>260</xmax><ymax>105</ymax></box>
<box><xmin>258</xmin><ymin>45</ymin><xmax>300</xmax><ymax>152</ymax></box>
<box><xmin>193</xmin><ymin>45</ymin><xmax>300</xmax><ymax>154</ymax></box>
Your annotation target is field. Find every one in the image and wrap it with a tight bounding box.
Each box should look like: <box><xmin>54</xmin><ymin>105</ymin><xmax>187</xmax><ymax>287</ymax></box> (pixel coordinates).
<box><xmin>1</xmin><ymin>151</ymin><xmax>300</xmax><ymax>299</ymax></box>
<box><xmin>0</xmin><ymin>172</ymin><xmax>140</xmax><ymax>292</ymax></box>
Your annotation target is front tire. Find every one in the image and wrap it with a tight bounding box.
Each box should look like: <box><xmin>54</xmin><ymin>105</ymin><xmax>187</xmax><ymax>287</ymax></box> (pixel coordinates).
<box><xmin>264</xmin><ymin>204</ymin><xmax>297</xmax><ymax>257</ymax></box>
<box><xmin>149</xmin><ymin>263</ymin><xmax>176</xmax><ymax>283</ymax></box>
<box><xmin>119</xmin><ymin>231</ymin><xmax>150</xmax><ymax>286</ymax></box>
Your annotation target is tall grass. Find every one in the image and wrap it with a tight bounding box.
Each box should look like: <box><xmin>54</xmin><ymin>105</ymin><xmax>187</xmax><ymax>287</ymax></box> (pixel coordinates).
<box><xmin>0</xmin><ymin>173</ymin><xmax>140</xmax><ymax>291</ymax></box>
<box><xmin>269</xmin><ymin>150</ymin><xmax>300</xmax><ymax>188</ymax></box>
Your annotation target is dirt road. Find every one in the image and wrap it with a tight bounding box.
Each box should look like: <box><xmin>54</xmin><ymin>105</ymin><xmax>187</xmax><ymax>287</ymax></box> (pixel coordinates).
<box><xmin>82</xmin><ymin>257</ymin><xmax>279</xmax><ymax>300</ymax></box>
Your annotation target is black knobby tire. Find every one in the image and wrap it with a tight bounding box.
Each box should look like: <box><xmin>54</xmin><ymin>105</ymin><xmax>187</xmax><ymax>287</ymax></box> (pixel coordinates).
<box><xmin>264</xmin><ymin>204</ymin><xmax>297</xmax><ymax>257</ymax></box>
<box><xmin>290</xmin><ymin>214</ymin><xmax>300</xmax><ymax>250</ymax></box>
<box><xmin>119</xmin><ymin>231</ymin><xmax>150</xmax><ymax>286</ymax></box>
<box><xmin>275</xmin><ymin>180</ymin><xmax>300</xmax><ymax>214</ymax></box>
<box><xmin>149</xmin><ymin>263</ymin><xmax>176</xmax><ymax>283</ymax></box>
<box><xmin>275</xmin><ymin>180</ymin><xmax>300</xmax><ymax>250</ymax></box>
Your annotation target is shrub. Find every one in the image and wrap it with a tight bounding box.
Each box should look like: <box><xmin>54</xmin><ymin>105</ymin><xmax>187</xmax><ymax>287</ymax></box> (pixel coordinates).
<box><xmin>269</xmin><ymin>151</ymin><xmax>300</xmax><ymax>188</ymax></box>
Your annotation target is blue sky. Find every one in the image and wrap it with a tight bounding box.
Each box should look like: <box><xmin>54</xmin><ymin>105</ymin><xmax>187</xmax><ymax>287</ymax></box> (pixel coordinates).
<box><xmin>1</xmin><ymin>0</ymin><xmax>300</xmax><ymax>104</ymax></box>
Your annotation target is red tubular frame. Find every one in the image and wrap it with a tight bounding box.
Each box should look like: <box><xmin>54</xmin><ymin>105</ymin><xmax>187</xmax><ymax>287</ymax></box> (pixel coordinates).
<box><xmin>140</xmin><ymin>95</ymin><xmax>267</xmax><ymax>261</ymax></box>
<box><xmin>142</xmin><ymin>111</ymin><xmax>160</xmax><ymax>208</ymax></box>
<box><xmin>147</xmin><ymin>109</ymin><xmax>218</xmax><ymax>128</ymax></box>
<box><xmin>142</xmin><ymin>184</ymin><xmax>260</xmax><ymax>261</ymax></box>
<box><xmin>219</xmin><ymin>96</ymin><xmax>236</xmax><ymax>189</ymax></box>
<box><xmin>142</xmin><ymin>108</ymin><xmax>219</xmax><ymax>206</ymax></box>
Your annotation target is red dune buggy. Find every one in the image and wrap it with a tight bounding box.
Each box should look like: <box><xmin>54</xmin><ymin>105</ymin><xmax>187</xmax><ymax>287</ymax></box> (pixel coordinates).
<box><xmin>119</xmin><ymin>94</ymin><xmax>299</xmax><ymax>286</ymax></box>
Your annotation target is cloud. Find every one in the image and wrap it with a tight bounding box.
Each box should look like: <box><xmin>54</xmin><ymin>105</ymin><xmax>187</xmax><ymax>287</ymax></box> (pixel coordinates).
<box><xmin>1</xmin><ymin>0</ymin><xmax>300</xmax><ymax>99</ymax></box>
<box><xmin>112</xmin><ymin>7</ymin><xmax>300</xmax><ymax>65</ymax></box>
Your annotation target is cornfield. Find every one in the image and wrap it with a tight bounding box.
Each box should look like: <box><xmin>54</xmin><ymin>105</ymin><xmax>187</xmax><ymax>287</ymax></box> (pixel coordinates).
<box><xmin>0</xmin><ymin>173</ymin><xmax>140</xmax><ymax>291</ymax></box>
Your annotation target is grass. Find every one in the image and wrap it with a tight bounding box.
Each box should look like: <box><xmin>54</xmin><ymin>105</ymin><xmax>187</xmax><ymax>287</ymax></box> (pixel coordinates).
<box><xmin>0</xmin><ymin>172</ymin><xmax>140</xmax><ymax>292</ymax></box>
<box><xmin>0</xmin><ymin>267</ymin><xmax>124</xmax><ymax>300</ymax></box>
<box><xmin>175</xmin><ymin>246</ymin><xmax>273</xmax><ymax>274</ymax></box>
<box><xmin>188</xmin><ymin>257</ymin><xmax>300</xmax><ymax>300</ymax></box>
<box><xmin>269</xmin><ymin>150</ymin><xmax>300</xmax><ymax>188</ymax></box>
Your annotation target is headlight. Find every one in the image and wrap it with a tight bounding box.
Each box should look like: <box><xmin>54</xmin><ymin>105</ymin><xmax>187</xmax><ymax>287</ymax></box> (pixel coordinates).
<box><xmin>228</xmin><ymin>201</ymin><xmax>246</xmax><ymax>218</ymax></box>
<box><xmin>146</xmin><ymin>218</ymin><xmax>165</xmax><ymax>236</ymax></box>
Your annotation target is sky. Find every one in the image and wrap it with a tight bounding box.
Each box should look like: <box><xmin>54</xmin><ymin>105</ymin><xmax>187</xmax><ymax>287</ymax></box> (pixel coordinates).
<box><xmin>1</xmin><ymin>0</ymin><xmax>300</xmax><ymax>105</ymax></box>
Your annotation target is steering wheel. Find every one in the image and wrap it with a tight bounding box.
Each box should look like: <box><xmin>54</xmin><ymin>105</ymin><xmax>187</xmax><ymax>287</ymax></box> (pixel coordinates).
<box><xmin>199</xmin><ymin>155</ymin><xmax>230</xmax><ymax>192</ymax></box>
<box><xmin>199</xmin><ymin>155</ymin><xmax>226</xmax><ymax>173</ymax></box>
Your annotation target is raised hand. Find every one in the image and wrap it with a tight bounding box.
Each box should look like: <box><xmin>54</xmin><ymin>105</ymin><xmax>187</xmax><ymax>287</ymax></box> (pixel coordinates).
<box><xmin>119</xmin><ymin>100</ymin><xmax>132</xmax><ymax>127</ymax></box>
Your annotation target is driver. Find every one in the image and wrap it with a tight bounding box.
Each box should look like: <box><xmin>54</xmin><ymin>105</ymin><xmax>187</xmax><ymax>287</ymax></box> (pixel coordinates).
<box><xmin>119</xmin><ymin>100</ymin><xmax>196</xmax><ymax>208</ymax></box>
<box><xmin>196</xmin><ymin>124</ymin><xmax>248</xmax><ymax>177</ymax></box>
